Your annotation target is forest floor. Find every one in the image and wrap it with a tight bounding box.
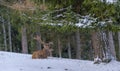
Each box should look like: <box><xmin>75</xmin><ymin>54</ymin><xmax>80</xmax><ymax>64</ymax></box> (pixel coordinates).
<box><xmin>0</xmin><ymin>51</ymin><xmax>120</xmax><ymax>71</ymax></box>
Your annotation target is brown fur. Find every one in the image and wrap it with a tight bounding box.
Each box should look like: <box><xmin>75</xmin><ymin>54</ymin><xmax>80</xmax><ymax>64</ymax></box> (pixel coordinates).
<box><xmin>32</xmin><ymin>49</ymin><xmax>48</xmax><ymax>59</ymax></box>
<box><xmin>32</xmin><ymin>35</ymin><xmax>53</xmax><ymax>59</ymax></box>
<box><xmin>32</xmin><ymin>47</ymin><xmax>53</xmax><ymax>59</ymax></box>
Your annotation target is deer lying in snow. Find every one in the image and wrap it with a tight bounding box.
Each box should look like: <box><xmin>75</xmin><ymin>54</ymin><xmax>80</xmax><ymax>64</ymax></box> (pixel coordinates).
<box><xmin>32</xmin><ymin>35</ymin><xmax>53</xmax><ymax>59</ymax></box>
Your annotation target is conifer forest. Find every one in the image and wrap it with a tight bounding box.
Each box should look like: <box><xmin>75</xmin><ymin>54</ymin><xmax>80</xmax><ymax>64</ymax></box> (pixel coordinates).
<box><xmin>0</xmin><ymin>0</ymin><xmax>120</xmax><ymax>63</ymax></box>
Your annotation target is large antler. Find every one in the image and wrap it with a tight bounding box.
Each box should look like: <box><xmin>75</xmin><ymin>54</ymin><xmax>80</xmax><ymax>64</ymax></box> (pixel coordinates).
<box><xmin>34</xmin><ymin>35</ymin><xmax>45</xmax><ymax>44</ymax></box>
<box><xmin>32</xmin><ymin>34</ymin><xmax>54</xmax><ymax>59</ymax></box>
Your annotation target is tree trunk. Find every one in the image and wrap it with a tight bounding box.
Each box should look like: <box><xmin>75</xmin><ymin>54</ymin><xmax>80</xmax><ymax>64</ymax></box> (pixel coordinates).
<box><xmin>91</xmin><ymin>30</ymin><xmax>102</xmax><ymax>63</ymax></box>
<box><xmin>75</xmin><ymin>30</ymin><xmax>81</xmax><ymax>59</ymax></box>
<box><xmin>41</xmin><ymin>0</ymin><xmax>46</xmax><ymax>10</ymax></box>
<box><xmin>35</xmin><ymin>33</ymin><xmax>42</xmax><ymax>50</ymax></box>
<box><xmin>101</xmin><ymin>31</ymin><xmax>112</xmax><ymax>63</ymax></box>
<box><xmin>18</xmin><ymin>0</ymin><xmax>25</xmax><ymax>4</ymax></box>
<box><xmin>21</xmin><ymin>26</ymin><xmax>28</xmax><ymax>53</ymax></box>
<box><xmin>67</xmin><ymin>37</ymin><xmax>71</xmax><ymax>59</ymax></box>
<box><xmin>91</xmin><ymin>31</ymin><xmax>98</xmax><ymax>58</ymax></box>
<box><xmin>108</xmin><ymin>31</ymin><xmax>116</xmax><ymax>60</ymax></box>
<box><xmin>36</xmin><ymin>40</ymin><xmax>42</xmax><ymax>50</ymax></box>
<box><xmin>8</xmin><ymin>18</ymin><xmax>12</xmax><ymax>52</ymax></box>
<box><xmin>43</xmin><ymin>0</ymin><xmax>45</xmax><ymax>5</ymax></box>
<box><xmin>118</xmin><ymin>32</ymin><xmax>120</xmax><ymax>58</ymax></box>
<box><xmin>2</xmin><ymin>17</ymin><xmax>7</xmax><ymax>51</ymax></box>
<box><xmin>89</xmin><ymin>40</ymin><xmax>93</xmax><ymax>60</ymax></box>
<box><xmin>58</xmin><ymin>36</ymin><xmax>62</xmax><ymax>58</ymax></box>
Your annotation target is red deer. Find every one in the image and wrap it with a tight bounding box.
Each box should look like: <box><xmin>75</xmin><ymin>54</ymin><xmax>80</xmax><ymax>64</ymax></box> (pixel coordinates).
<box><xmin>32</xmin><ymin>35</ymin><xmax>53</xmax><ymax>59</ymax></box>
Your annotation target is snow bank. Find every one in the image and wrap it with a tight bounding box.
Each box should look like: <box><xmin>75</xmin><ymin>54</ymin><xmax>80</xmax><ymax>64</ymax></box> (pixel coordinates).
<box><xmin>0</xmin><ymin>51</ymin><xmax>120</xmax><ymax>71</ymax></box>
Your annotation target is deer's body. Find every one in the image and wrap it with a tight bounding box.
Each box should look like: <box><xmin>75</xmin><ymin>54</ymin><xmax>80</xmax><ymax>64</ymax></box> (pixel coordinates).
<box><xmin>32</xmin><ymin>48</ymin><xmax>49</xmax><ymax>59</ymax></box>
<box><xmin>32</xmin><ymin>35</ymin><xmax>53</xmax><ymax>59</ymax></box>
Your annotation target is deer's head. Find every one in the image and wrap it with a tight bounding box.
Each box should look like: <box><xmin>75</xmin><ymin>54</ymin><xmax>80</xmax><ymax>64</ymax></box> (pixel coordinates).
<box><xmin>33</xmin><ymin>34</ymin><xmax>53</xmax><ymax>50</ymax></box>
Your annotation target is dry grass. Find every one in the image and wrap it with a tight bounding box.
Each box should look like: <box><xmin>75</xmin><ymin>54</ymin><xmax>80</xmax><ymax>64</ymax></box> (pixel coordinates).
<box><xmin>10</xmin><ymin>0</ymin><xmax>36</xmax><ymax>11</ymax></box>
<box><xmin>10</xmin><ymin>0</ymin><xmax>48</xmax><ymax>11</ymax></box>
<box><xmin>0</xmin><ymin>0</ymin><xmax>48</xmax><ymax>12</ymax></box>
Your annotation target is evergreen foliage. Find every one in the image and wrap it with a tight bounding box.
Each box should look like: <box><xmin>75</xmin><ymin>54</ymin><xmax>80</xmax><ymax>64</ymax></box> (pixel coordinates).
<box><xmin>0</xmin><ymin>0</ymin><xmax>120</xmax><ymax>60</ymax></box>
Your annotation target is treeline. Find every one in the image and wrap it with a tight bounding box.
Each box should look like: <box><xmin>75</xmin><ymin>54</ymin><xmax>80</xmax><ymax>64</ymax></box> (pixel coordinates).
<box><xmin>0</xmin><ymin>0</ymin><xmax>120</xmax><ymax>63</ymax></box>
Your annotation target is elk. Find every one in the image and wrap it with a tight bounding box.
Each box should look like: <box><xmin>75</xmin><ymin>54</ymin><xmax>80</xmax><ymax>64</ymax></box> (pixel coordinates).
<box><xmin>32</xmin><ymin>35</ymin><xmax>53</xmax><ymax>59</ymax></box>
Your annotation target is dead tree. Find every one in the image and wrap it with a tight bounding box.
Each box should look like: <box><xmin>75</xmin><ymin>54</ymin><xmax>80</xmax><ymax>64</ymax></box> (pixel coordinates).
<box><xmin>1</xmin><ymin>16</ymin><xmax>7</xmax><ymax>51</ymax></box>
<box><xmin>21</xmin><ymin>26</ymin><xmax>28</xmax><ymax>53</ymax></box>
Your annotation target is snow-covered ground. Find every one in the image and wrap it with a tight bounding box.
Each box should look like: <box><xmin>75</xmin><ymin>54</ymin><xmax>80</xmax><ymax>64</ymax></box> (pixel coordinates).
<box><xmin>106</xmin><ymin>0</ymin><xmax>116</xmax><ymax>3</ymax></box>
<box><xmin>0</xmin><ymin>51</ymin><xmax>120</xmax><ymax>71</ymax></box>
